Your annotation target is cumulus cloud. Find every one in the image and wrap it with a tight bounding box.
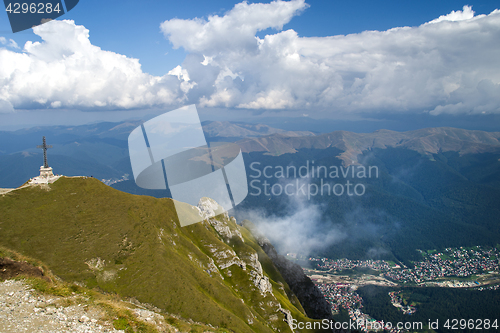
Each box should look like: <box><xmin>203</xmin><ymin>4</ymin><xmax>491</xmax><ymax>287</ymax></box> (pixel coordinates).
<box><xmin>427</xmin><ymin>5</ymin><xmax>475</xmax><ymax>24</ymax></box>
<box><xmin>1</xmin><ymin>2</ymin><xmax>499</xmax><ymax>115</ymax></box>
<box><xmin>0</xmin><ymin>20</ymin><xmax>185</xmax><ymax>110</ymax></box>
<box><xmin>160</xmin><ymin>0</ymin><xmax>308</xmax><ymax>54</ymax></box>
<box><xmin>160</xmin><ymin>2</ymin><xmax>500</xmax><ymax>114</ymax></box>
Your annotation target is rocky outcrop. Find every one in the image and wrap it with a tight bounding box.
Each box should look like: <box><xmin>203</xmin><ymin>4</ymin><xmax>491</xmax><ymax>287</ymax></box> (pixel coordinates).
<box><xmin>244</xmin><ymin>221</ymin><xmax>334</xmax><ymax>321</ymax></box>
<box><xmin>0</xmin><ymin>280</ymin><xmax>123</xmax><ymax>333</ymax></box>
<box><xmin>197</xmin><ymin>197</ymin><xmax>226</xmax><ymax>220</ymax></box>
<box><xmin>247</xmin><ymin>253</ymin><xmax>263</xmax><ymax>275</ymax></box>
<box><xmin>249</xmin><ymin>270</ymin><xmax>273</xmax><ymax>295</ymax></box>
<box><xmin>210</xmin><ymin>246</ymin><xmax>246</xmax><ymax>270</ymax></box>
<box><xmin>197</xmin><ymin>197</ymin><xmax>244</xmax><ymax>242</ymax></box>
<box><xmin>197</xmin><ymin>201</ymin><xmax>279</xmax><ymax>303</ymax></box>
<box><xmin>199</xmin><ymin>202</ymin><xmax>274</xmax><ymax>296</ymax></box>
<box><xmin>278</xmin><ymin>304</ymin><xmax>295</xmax><ymax>332</ymax></box>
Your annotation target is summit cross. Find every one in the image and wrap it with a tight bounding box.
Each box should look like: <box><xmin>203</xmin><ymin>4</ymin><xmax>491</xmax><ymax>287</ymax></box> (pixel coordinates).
<box><xmin>36</xmin><ymin>136</ymin><xmax>53</xmax><ymax>168</ymax></box>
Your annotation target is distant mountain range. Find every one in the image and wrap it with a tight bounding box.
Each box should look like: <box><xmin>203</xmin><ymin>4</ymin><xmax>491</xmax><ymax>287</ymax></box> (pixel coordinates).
<box><xmin>0</xmin><ymin>120</ymin><xmax>314</xmax><ymax>187</ymax></box>
<box><xmin>2</xmin><ymin>121</ymin><xmax>500</xmax><ymax>265</ymax></box>
<box><xmin>202</xmin><ymin>121</ymin><xmax>315</xmax><ymax>139</ymax></box>
<box><xmin>2</xmin><ymin>120</ymin><xmax>499</xmax><ymax>184</ymax></box>
<box><xmin>237</xmin><ymin>127</ymin><xmax>500</xmax><ymax>165</ymax></box>
<box><xmin>4</xmin><ymin>120</ymin><xmax>498</xmax><ymax>161</ymax></box>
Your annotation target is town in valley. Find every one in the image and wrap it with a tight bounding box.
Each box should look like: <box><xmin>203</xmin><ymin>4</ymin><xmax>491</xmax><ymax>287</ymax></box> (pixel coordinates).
<box><xmin>293</xmin><ymin>246</ymin><xmax>500</xmax><ymax>332</ymax></box>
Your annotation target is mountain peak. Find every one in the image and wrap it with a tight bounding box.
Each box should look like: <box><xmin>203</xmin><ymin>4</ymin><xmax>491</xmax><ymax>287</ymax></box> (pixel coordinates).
<box><xmin>0</xmin><ymin>177</ymin><xmax>328</xmax><ymax>332</ymax></box>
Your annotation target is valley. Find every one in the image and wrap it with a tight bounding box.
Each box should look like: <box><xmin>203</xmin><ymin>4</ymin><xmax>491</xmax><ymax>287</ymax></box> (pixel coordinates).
<box><xmin>300</xmin><ymin>247</ymin><xmax>500</xmax><ymax>332</ymax></box>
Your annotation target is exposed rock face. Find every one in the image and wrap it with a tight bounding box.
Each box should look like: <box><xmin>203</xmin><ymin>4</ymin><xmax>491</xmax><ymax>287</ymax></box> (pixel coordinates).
<box><xmin>198</xmin><ymin>199</ymin><xmax>275</xmax><ymax>297</ymax></box>
<box><xmin>198</xmin><ymin>197</ymin><xmax>244</xmax><ymax>241</ymax></box>
<box><xmin>244</xmin><ymin>221</ymin><xmax>334</xmax><ymax>321</ymax></box>
<box><xmin>278</xmin><ymin>304</ymin><xmax>295</xmax><ymax>332</ymax></box>
<box><xmin>205</xmin><ymin>243</ymin><xmax>246</xmax><ymax>270</ymax></box>
<box><xmin>0</xmin><ymin>280</ymin><xmax>124</xmax><ymax>333</ymax></box>
<box><xmin>247</xmin><ymin>253</ymin><xmax>263</xmax><ymax>275</ymax></box>
<box><xmin>197</xmin><ymin>197</ymin><xmax>225</xmax><ymax>220</ymax></box>
<box><xmin>249</xmin><ymin>270</ymin><xmax>273</xmax><ymax>295</ymax></box>
<box><xmin>84</xmin><ymin>258</ymin><xmax>117</xmax><ymax>283</ymax></box>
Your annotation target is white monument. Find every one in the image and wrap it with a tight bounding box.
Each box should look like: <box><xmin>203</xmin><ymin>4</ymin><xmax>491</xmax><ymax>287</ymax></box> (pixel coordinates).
<box><xmin>29</xmin><ymin>136</ymin><xmax>61</xmax><ymax>184</ymax></box>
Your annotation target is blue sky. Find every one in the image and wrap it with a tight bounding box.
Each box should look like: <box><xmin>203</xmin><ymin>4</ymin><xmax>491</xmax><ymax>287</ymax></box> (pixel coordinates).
<box><xmin>1</xmin><ymin>0</ymin><xmax>499</xmax><ymax>130</ymax></box>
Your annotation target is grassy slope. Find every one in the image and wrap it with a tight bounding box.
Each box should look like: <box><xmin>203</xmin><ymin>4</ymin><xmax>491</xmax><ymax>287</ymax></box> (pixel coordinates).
<box><xmin>0</xmin><ymin>177</ymin><xmax>326</xmax><ymax>332</ymax></box>
<box><xmin>0</xmin><ymin>246</ymin><xmax>232</xmax><ymax>333</ymax></box>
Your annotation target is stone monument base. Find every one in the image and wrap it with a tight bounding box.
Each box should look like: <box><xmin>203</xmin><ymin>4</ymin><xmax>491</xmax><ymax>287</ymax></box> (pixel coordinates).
<box><xmin>39</xmin><ymin>166</ymin><xmax>54</xmax><ymax>178</ymax></box>
<box><xmin>29</xmin><ymin>166</ymin><xmax>61</xmax><ymax>185</ymax></box>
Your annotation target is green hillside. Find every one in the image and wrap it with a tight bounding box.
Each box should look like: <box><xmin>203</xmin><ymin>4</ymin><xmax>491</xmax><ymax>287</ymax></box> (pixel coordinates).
<box><xmin>0</xmin><ymin>177</ymin><xmax>327</xmax><ymax>332</ymax></box>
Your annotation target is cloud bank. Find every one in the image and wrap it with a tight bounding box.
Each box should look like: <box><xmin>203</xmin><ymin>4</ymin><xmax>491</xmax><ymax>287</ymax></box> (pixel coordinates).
<box><xmin>240</xmin><ymin>177</ymin><xmax>347</xmax><ymax>257</ymax></box>
<box><xmin>161</xmin><ymin>2</ymin><xmax>500</xmax><ymax>114</ymax></box>
<box><xmin>240</xmin><ymin>179</ymin><xmax>399</xmax><ymax>258</ymax></box>
<box><xmin>1</xmin><ymin>1</ymin><xmax>499</xmax><ymax>115</ymax></box>
<box><xmin>0</xmin><ymin>20</ymin><xmax>184</xmax><ymax>112</ymax></box>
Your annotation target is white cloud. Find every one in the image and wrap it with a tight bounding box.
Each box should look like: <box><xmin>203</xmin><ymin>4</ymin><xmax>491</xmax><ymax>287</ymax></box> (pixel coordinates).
<box><xmin>0</xmin><ymin>20</ymin><xmax>185</xmax><ymax>110</ymax></box>
<box><xmin>160</xmin><ymin>0</ymin><xmax>308</xmax><ymax>54</ymax></box>
<box><xmin>427</xmin><ymin>5</ymin><xmax>475</xmax><ymax>24</ymax></box>
<box><xmin>241</xmin><ymin>177</ymin><xmax>347</xmax><ymax>256</ymax></box>
<box><xmin>160</xmin><ymin>2</ymin><xmax>500</xmax><ymax>114</ymax></box>
<box><xmin>1</xmin><ymin>2</ymin><xmax>499</xmax><ymax>115</ymax></box>
<box><xmin>0</xmin><ymin>37</ymin><xmax>19</xmax><ymax>49</ymax></box>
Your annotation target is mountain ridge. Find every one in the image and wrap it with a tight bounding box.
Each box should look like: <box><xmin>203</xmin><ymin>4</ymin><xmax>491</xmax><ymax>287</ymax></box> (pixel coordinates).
<box><xmin>202</xmin><ymin>121</ymin><xmax>316</xmax><ymax>138</ymax></box>
<box><xmin>0</xmin><ymin>177</ymin><xmax>333</xmax><ymax>332</ymax></box>
<box><xmin>237</xmin><ymin>127</ymin><xmax>500</xmax><ymax>165</ymax></box>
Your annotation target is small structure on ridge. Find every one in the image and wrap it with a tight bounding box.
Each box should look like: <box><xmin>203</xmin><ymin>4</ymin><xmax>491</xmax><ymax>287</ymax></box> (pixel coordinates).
<box><xmin>29</xmin><ymin>136</ymin><xmax>61</xmax><ymax>184</ymax></box>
